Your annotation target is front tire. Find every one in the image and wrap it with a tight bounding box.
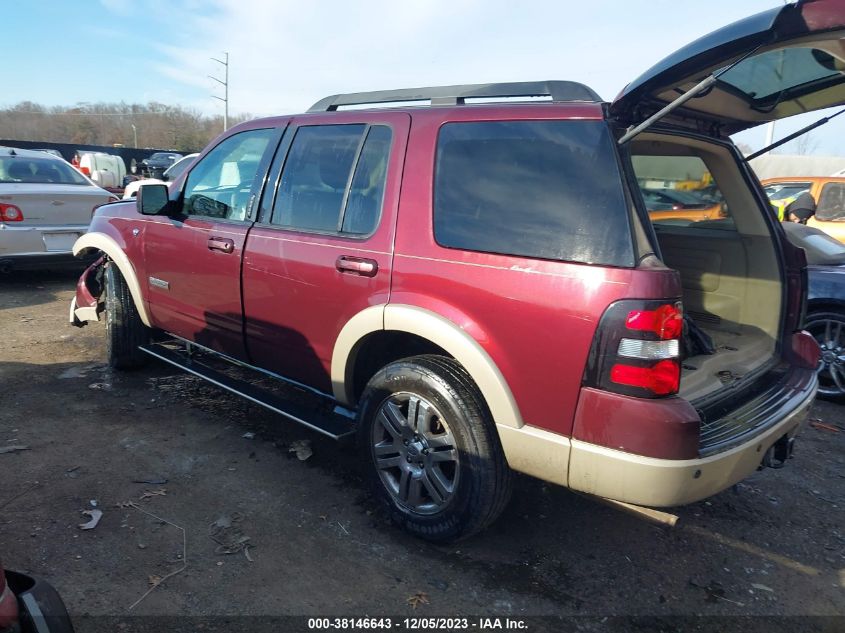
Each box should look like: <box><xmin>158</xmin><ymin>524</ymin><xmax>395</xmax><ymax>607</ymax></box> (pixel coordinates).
<box><xmin>104</xmin><ymin>262</ymin><xmax>149</xmax><ymax>369</ymax></box>
<box><xmin>358</xmin><ymin>355</ymin><xmax>511</xmax><ymax>541</ymax></box>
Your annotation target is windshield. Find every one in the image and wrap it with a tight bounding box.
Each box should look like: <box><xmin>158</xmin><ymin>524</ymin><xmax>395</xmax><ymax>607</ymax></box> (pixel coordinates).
<box><xmin>0</xmin><ymin>156</ymin><xmax>90</xmax><ymax>185</ymax></box>
<box><xmin>163</xmin><ymin>155</ymin><xmax>195</xmax><ymax>181</ymax></box>
<box><xmin>763</xmin><ymin>183</ymin><xmax>810</xmax><ymax>201</ymax></box>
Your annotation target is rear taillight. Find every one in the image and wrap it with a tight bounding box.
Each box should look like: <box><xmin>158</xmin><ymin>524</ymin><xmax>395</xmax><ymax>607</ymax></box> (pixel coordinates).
<box><xmin>786</xmin><ymin>330</ymin><xmax>820</xmax><ymax>370</ymax></box>
<box><xmin>625</xmin><ymin>304</ymin><xmax>683</xmax><ymax>339</ymax></box>
<box><xmin>583</xmin><ymin>299</ymin><xmax>683</xmax><ymax>398</ymax></box>
<box><xmin>0</xmin><ymin>203</ymin><xmax>23</xmax><ymax>222</ymax></box>
<box><xmin>782</xmin><ymin>241</ymin><xmax>808</xmax><ymax>336</ymax></box>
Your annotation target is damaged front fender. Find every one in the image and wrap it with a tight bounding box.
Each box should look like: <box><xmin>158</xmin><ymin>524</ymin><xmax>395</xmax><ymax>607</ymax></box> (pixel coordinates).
<box><xmin>69</xmin><ymin>256</ymin><xmax>105</xmax><ymax>327</ymax></box>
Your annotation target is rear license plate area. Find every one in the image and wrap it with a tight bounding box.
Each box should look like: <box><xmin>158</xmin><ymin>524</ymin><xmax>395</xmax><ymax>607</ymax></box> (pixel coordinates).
<box><xmin>42</xmin><ymin>232</ymin><xmax>79</xmax><ymax>252</ymax></box>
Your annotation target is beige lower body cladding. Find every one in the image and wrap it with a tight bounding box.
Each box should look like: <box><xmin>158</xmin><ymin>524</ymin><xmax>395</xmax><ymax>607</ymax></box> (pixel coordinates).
<box><xmin>565</xmin><ymin>386</ymin><xmax>815</xmax><ymax>507</ymax></box>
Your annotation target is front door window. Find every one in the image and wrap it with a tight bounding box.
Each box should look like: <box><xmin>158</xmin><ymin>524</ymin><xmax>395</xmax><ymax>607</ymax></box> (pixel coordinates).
<box><xmin>182</xmin><ymin>128</ymin><xmax>275</xmax><ymax>221</ymax></box>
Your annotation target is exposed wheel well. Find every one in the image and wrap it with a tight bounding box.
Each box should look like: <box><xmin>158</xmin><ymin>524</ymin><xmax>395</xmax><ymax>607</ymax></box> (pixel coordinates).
<box><xmin>349</xmin><ymin>331</ymin><xmax>449</xmax><ymax>404</ymax></box>
<box><xmin>806</xmin><ymin>301</ymin><xmax>845</xmax><ymax>319</ymax></box>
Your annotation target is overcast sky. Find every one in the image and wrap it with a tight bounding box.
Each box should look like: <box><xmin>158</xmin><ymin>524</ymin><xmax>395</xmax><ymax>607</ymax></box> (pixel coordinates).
<box><xmin>6</xmin><ymin>0</ymin><xmax>844</xmax><ymax>155</ymax></box>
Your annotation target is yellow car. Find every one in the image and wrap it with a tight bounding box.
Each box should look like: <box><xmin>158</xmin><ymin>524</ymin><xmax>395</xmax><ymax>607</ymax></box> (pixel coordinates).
<box><xmin>762</xmin><ymin>177</ymin><xmax>845</xmax><ymax>242</ymax></box>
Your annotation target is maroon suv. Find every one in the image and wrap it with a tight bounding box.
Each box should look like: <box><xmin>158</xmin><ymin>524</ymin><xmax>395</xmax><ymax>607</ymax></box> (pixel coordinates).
<box><xmin>70</xmin><ymin>2</ymin><xmax>844</xmax><ymax>540</ymax></box>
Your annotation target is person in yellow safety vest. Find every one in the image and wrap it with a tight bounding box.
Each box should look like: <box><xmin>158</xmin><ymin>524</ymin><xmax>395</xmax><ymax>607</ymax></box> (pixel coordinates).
<box><xmin>772</xmin><ymin>194</ymin><xmax>797</xmax><ymax>221</ymax></box>
<box><xmin>772</xmin><ymin>191</ymin><xmax>816</xmax><ymax>223</ymax></box>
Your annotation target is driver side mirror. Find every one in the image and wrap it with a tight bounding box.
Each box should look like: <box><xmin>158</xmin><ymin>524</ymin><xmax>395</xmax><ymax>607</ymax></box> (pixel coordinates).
<box><xmin>138</xmin><ymin>183</ymin><xmax>171</xmax><ymax>215</ymax></box>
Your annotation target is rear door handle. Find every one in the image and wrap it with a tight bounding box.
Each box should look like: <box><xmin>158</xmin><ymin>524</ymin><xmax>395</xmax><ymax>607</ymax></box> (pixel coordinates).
<box><xmin>208</xmin><ymin>237</ymin><xmax>235</xmax><ymax>254</ymax></box>
<box><xmin>336</xmin><ymin>256</ymin><xmax>378</xmax><ymax>277</ymax></box>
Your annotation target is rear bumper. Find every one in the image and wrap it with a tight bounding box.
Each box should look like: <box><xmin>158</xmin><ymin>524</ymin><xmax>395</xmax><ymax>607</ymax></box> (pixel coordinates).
<box><xmin>567</xmin><ymin>373</ymin><xmax>816</xmax><ymax>507</ymax></box>
<box><xmin>3</xmin><ymin>571</ymin><xmax>74</xmax><ymax>633</ymax></box>
<box><xmin>0</xmin><ymin>224</ymin><xmax>88</xmax><ymax>255</ymax></box>
<box><xmin>0</xmin><ymin>225</ymin><xmax>94</xmax><ymax>271</ymax></box>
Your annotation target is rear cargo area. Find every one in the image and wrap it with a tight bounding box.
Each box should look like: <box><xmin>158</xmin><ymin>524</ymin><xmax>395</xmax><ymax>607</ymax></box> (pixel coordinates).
<box><xmin>656</xmin><ymin>226</ymin><xmax>781</xmax><ymax>401</ymax></box>
<box><xmin>631</xmin><ymin>133</ymin><xmax>783</xmax><ymax>404</ymax></box>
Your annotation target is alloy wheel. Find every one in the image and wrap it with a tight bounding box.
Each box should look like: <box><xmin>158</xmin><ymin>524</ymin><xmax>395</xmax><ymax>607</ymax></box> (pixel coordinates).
<box><xmin>371</xmin><ymin>392</ymin><xmax>460</xmax><ymax>515</ymax></box>
<box><xmin>807</xmin><ymin>317</ymin><xmax>845</xmax><ymax>397</ymax></box>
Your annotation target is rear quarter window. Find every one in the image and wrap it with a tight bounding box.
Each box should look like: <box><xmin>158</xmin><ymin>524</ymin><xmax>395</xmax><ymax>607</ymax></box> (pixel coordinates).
<box><xmin>433</xmin><ymin>120</ymin><xmax>634</xmax><ymax>267</ymax></box>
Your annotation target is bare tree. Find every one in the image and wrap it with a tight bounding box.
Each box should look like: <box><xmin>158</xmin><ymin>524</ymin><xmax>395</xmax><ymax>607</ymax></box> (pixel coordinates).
<box><xmin>0</xmin><ymin>101</ymin><xmax>252</xmax><ymax>151</ymax></box>
<box><xmin>792</xmin><ymin>132</ymin><xmax>819</xmax><ymax>156</ymax></box>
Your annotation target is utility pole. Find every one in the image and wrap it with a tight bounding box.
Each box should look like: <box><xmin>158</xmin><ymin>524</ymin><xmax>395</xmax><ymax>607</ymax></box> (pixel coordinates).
<box><xmin>210</xmin><ymin>52</ymin><xmax>229</xmax><ymax>131</ymax></box>
<box><xmin>764</xmin><ymin>121</ymin><xmax>775</xmax><ymax>151</ymax></box>
<box><xmin>131</xmin><ymin>123</ymin><xmax>138</xmax><ymax>148</ymax></box>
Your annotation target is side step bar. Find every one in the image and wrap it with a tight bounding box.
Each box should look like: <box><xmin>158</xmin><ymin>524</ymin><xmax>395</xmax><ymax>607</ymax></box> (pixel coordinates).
<box><xmin>138</xmin><ymin>343</ymin><xmax>356</xmax><ymax>440</ymax></box>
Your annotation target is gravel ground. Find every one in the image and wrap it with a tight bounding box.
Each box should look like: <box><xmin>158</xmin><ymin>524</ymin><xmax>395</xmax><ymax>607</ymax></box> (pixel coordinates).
<box><xmin>1</xmin><ymin>270</ymin><xmax>843</xmax><ymax>633</ymax></box>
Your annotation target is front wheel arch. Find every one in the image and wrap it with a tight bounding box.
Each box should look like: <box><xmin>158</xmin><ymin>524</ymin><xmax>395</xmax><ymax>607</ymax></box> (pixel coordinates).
<box><xmin>73</xmin><ymin>232</ymin><xmax>151</xmax><ymax>327</ymax></box>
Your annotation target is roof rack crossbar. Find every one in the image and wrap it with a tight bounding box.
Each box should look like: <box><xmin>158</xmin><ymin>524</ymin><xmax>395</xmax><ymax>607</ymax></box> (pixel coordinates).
<box><xmin>307</xmin><ymin>81</ymin><xmax>601</xmax><ymax>112</ymax></box>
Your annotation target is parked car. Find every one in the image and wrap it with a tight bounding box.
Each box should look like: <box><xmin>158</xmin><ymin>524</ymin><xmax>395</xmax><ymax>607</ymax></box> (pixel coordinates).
<box><xmin>122</xmin><ymin>153</ymin><xmax>198</xmax><ymax>199</ymax></box>
<box><xmin>782</xmin><ymin>222</ymin><xmax>845</xmax><ymax>402</ymax></box>
<box><xmin>34</xmin><ymin>149</ymin><xmax>66</xmax><ymax>160</ymax></box>
<box><xmin>141</xmin><ymin>152</ymin><xmax>183</xmax><ymax>179</ymax></box>
<box><xmin>0</xmin><ymin>147</ymin><xmax>117</xmax><ymax>273</ymax></box>
<box><xmin>641</xmin><ymin>187</ymin><xmax>726</xmax><ymax>222</ymax></box>
<box><xmin>762</xmin><ymin>177</ymin><xmax>845</xmax><ymax>241</ymax></box>
<box><xmin>0</xmin><ymin>559</ymin><xmax>75</xmax><ymax>633</ymax></box>
<box><xmin>71</xmin><ymin>2</ymin><xmax>844</xmax><ymax>540</ymax></box>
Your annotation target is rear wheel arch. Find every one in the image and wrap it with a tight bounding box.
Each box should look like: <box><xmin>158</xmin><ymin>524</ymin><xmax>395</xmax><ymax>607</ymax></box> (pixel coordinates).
<box><xmin>73</xmin><ymin>232</ymin><xmax>151</xmax><ymax>327</ymax></box>
<box><xmin>331</xmin><ymin>304</ymin><xmax>524</xmax><ymax>428</ymax></box>
<box><xmin>357</xmin><ymin>354</ymin><xmax>513</xmax><ymax>541</ymax></box>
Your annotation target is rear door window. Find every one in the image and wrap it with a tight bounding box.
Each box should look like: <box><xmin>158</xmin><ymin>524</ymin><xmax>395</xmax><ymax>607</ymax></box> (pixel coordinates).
<box><xmin>816</xmin><ymin>183</ymin><xmax>845</xmax><ymax>221</ymax></box>
<box><xmin>271</xmin><ymin>124</ymin><xmax>392</xmax><ymax>235</ymax></box>
<box><xmin>433</xmin><ymin>120</ymin><xmax>634</xmax><ymax>266</ymax></box>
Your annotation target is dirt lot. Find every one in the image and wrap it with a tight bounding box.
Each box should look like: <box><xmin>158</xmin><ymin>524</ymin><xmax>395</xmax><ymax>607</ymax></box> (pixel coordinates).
<box><xmin>1</xmin><ymin>271</ymin><xmax>843</xmax><ymax>632</ymax></box>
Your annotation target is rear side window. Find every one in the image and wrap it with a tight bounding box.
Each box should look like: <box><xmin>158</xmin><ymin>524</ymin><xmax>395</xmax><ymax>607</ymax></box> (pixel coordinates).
<box><xmin>433</xmin><ymin>120</ymin><xmax>634</xmax><ymax>266</ymax></box>
<box><xmin>817</xmin><ymin>183</ymin><xmax>845</xmax><ymax>221</ymax></box>
<box><xmin>272</xmin><ymin>124</ymin><xmax>392</xmax><ymax>235</ymax></box>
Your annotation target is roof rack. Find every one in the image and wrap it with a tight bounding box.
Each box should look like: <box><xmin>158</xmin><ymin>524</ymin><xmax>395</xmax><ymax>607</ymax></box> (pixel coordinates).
<box><xmin>307</xmin><ymin>81</ymin><xmax>601</xmax><ymax>113</ymax></box>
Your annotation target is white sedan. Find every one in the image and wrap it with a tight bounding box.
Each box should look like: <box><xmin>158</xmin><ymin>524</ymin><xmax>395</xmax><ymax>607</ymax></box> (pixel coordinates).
<box><xmin>0</xmin><ymin>146</ymin><xmax>117</xmax><ymax>272</ymax></box>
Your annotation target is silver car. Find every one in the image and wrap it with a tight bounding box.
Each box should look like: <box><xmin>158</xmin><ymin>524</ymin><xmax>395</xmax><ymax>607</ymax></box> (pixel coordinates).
<box><xmin>0</xmin><ymin>146</ymin><xmax>116</xmax><ymax>272</ymax></box>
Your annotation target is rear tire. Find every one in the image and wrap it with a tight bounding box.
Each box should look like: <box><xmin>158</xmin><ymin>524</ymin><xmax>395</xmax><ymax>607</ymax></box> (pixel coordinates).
<box><xmin>358</xmin><ymin>355</ymin><xmax>512</xmax><ymax>541</ymax></box>
<box><xmin>104</xmin><ymin>262</ymin><xmax>149</xmax><ymax>369</ymax></box>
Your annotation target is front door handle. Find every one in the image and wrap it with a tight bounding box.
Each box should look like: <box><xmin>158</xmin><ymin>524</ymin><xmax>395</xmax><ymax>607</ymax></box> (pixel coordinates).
<box><xmin>336</xmin><ymin>256</ymin><xmax>378</xmax><ymax>277</ymax></box>
<box><xmin>208</xmin><ymin>237</ymin><xmax>235</xmax><ymax>254</ymax></box>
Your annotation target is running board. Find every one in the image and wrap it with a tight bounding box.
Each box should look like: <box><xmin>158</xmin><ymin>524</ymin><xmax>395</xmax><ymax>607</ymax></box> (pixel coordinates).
<box><xmin>138</xmin><ymin>343</ymin><xmax>356</xmax><ymax>440</ymax></box>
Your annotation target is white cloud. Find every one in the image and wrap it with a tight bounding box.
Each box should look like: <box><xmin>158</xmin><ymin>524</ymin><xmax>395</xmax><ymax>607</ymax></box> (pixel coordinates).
<box><xmin>99</xmin><ymin>0</ymin><xmax>133</xmax><ymax>15</ymax></box>
<box><xmin>151</xmin><ymin>0</ymin><xmax>781</xmax><ymax>121</ymax></box>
